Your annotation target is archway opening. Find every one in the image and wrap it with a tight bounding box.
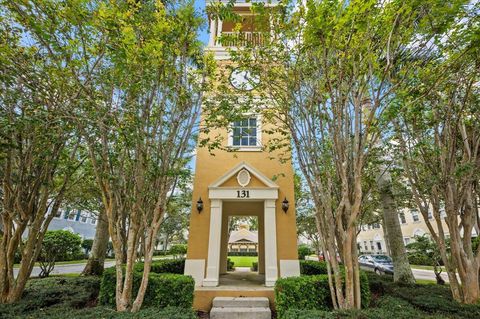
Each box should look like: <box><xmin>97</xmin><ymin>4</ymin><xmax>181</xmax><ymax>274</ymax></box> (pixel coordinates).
<box><xmin>218</xmin><ymin>201</ymin><xmax>265</xmax><ymax>287</ymax></box>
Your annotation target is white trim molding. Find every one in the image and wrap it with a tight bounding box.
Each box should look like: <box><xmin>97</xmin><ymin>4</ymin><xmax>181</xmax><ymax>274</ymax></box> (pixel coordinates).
<box><xmin>209</xmin><ymin>161</ymin><xmax>279</xmax><ymax>189</ymax></box>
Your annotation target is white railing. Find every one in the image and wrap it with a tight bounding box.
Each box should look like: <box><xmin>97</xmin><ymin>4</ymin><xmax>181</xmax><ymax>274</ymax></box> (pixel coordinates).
<box><xmin>216</xmin><ymin>32</ymin><xmax>264</xmax><ymax>47</ymax></box>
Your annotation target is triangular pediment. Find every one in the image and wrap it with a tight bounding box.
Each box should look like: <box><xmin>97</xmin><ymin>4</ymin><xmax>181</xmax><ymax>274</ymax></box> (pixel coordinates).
<box><xmin>209</xmin><ymin>161</ymin><xmax>279</xmax><ymax>189</ymax></box>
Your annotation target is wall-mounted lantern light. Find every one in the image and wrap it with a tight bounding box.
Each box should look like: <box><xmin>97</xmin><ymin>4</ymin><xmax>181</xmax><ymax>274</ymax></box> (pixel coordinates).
<box><xmin>282</xmin><ymin>197</ymin><xmax>289</xmax><ymax>213</ymax></box>
<box><xmin>197</xmin><ymin>197</ymin><xmax>204</xmax><ymax>213</ymax></box>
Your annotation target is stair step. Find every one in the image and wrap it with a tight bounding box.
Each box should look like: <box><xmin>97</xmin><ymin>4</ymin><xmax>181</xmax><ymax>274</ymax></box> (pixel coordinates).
<box><xmin>210</xmin><ymin>306</ymin><xmax>271</xmax><ymax>319</ymax></box>
<box><xmin>212</xmin><ymin>297</ymin><xmax>270</xmax><ymax>308</ymax></box>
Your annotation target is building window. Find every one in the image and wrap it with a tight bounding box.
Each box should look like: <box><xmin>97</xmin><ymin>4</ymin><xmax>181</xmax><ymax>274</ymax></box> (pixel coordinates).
<box><xmin>370</xmin><ymin>241</ymin><xmax>375</xmax><ymax>251</ymax></box>
<box><xmin>427</xmin><ymin>210</ymin><xmax>433</xmax><ymax>219</ymax></box>
<box><xmin>404</xmin><ymin>237</ymin><xmax>410</xmax><ymax>245</ymax></box>
<box><xmin>376</xmin><ymin>242</ymin><xmax>382</xmax><ymax>251</ymax></box>
<box><xmin>399</xmin><ymin>212</ymin><xmax>407</xmax><ymax>224</ymax></box>
<box><xmin>65</xmin><ymin>210</ymin><xmax>76</xmax><ymax>221</ymax></box>
<box><xmin>90</xmin><ymin>212</ymin><xmax>97</xmax><ymax>225</ymax></box>
<box><xmin>373</xmin><ymin>223</ymin><xmax>380</xmax><ymax>229</ymax></box>
<box><xmin>411</xmin><ymin>210</ymin><xmax>420</xmax><ymax>222</ymax></box>
<box><xmin>364</xmin><ymin>241</ymin><xmax>368</xmax><ymax>251</ymax></box>
<box><xmin>231</xmin><ymin>117</ymin><xmax>258</xmax><ymax>147</ymax></box>
<box><xmin>80</xmin><ymin>211</ymin><xmax>88</xmax><ymax>223</ymax></box>
<box><xmin>54</xmin><ymin>210</ymin><xmax>63</xmax><ymax>218</ymax></box>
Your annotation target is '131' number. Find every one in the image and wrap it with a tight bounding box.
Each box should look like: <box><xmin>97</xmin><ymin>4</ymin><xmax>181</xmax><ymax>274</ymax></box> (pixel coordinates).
<box><xmin>237</xmin><ymin>190</ymin><xmax>250</xmax><ymax>198</ymax></box>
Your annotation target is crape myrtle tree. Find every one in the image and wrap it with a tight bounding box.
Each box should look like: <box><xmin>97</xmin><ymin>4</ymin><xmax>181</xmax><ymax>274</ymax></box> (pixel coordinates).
<box><xmin>0</xmin><ymin>0</ymin><xmax>102</xmax><ymax>303</ymax></box>
<box><xmin>394</xmin><ymin>2</ymin><xmax>480</xmax><ymax>302</ymax></box>
<box><xmin>212</xmin><ymin>0</ymin><xmax>466</xmax><ymax>309</ymax></box>
<box><xmin>77</xmin><ymin>0</ymin><xmax>211</xmax><ymax>312</ymax></box>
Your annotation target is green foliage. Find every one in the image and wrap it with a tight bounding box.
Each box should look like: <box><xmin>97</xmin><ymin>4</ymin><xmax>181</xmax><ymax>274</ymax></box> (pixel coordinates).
<box><xmin>275</xmin><ymin>272</ymin><xmax>370</xmax><ymax>319</ymax></box>
<box><xmin>99</xmin><ymin>261</ymin><xmax>193</xmax><ymax>309</ymax></box>
<box><xmin>169</xmin><ymin>244</ymin><xmax>187</xmax><ymax>259</ymax></box>
<box><xmin>251</xmin><ymin>261</ymin><xmax>258</xmax><ymax>271</ymax></box>
<box><xmin>227</xmin><ymin>258</ymin><xmax>235</xmax><ymax>271</ymax></box>
<box><xmin>38</xmin><ymin>230</ymin><xmax>83</xmax><ymax>277</ymax></box>
<box><xmin>81</xmin><ymin>239</ymin><xmax>94</xmax><ymax>254</ymax></box>
<box><xmin>299</xmin><ymin>260</ymin><xmax>328</xmax><ymax>275</ymax></box>
<box><xmin>0</xmin><ymin>305</ymin><xmax>196</xmax><ymax>319</ymax></box>
<box><xmin>136</xmin><ymin>259</ymin><xmax>185</xmax><ymax>274</ymax></box>
<box><xmin>0</xmin><ymin>276</ymin><xmax>100</xmax><ymax>318</ymax></box>
<box><xmin>407</xmin><ymin>253</ymin><xmax>433</xmax><ymax>266</ymax></box>
<box><xmin>226</xmin><ymin>251</ymin><xmax>258</xmax><ymax>256</ymax></box>
<box><xmin>297</xmin><ymin>244</ymin><xmax>312</xmax><ymax>260</ymax></box>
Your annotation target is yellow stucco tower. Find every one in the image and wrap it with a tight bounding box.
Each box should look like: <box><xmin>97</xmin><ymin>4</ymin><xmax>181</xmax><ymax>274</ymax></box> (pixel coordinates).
<box><xmin>184</xmin><ymin>0</ymin><xmax>299</xmax><ymax>310</ymax></box>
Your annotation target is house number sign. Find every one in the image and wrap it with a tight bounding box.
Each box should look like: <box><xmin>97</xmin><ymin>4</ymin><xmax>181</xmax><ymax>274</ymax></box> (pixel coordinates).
<box><xmin>237</xmin><ymin>190</ymin><xmax>250</xmax><ymax>198</ymax></box>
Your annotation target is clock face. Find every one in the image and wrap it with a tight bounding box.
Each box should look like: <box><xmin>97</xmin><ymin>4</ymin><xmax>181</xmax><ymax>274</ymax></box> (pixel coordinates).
<box><xmin>229</xmin><ymin>68</ymin><xmax>260</xmax><ymax>91</ymax></box>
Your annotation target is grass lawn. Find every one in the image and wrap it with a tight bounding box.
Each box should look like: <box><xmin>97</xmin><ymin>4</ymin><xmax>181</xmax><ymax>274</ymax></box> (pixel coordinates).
<box><xmin>228</xmin><ymin>256</ymin><xmax>258</xmax><ymax>267</ymax></box>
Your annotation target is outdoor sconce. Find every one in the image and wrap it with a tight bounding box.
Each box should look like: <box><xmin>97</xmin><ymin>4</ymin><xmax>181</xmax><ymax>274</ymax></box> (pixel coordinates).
<box><xmin>196</xmin><ymin>197</ymin><xmax>204</xmax><ymax>213</ymax></box>
<box><xmin>282</xmin><ymin>197</ymin><xmax>289</xmax><ymax>213</ymax></box>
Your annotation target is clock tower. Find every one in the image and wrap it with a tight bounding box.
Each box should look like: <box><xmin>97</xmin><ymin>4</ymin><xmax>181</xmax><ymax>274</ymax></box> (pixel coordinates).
<box><xmin>184</xmin><ymin>0</ymin><xmax>300</xmax><ymax>311</ymax></box>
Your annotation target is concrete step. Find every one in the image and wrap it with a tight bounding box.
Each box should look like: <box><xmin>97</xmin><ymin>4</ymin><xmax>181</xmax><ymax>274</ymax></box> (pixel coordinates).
<box><xmin>210</xmin><ymin>297</ymin><xmax>271</xmax><ymax>319</ymax></box>
<box><xmin>210</xmin><ymin>306</ymin><xmax>271</xmax><ymax>319</ymax></box>
<box><xmin>212</xmin><ymin>297</ymin><xmax>270</xmax><ymax>308</ymax></box>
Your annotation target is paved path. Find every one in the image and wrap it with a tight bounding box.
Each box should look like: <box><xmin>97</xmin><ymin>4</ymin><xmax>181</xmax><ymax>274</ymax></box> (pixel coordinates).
<box><xmin>411</xmin><ymin>268</ymin><xmax>450</xmax><ymax>282</ymax></box>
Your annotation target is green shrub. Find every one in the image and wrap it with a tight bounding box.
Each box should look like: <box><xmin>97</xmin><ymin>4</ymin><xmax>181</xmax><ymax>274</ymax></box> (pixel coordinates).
<box><xmin>170</xmin><ymin>244</ymin><xmax>187</xmax><ymax>258</ymax></box>
<box><xmin>227</xmin><ymin>258</ymin><xmax>235</xmax><ymax>271</ymax></box>
<box><xmin>99</xmin><ymin>267</ymin><xmax>194</xmax><ymax>309</ymax></box>
<box><xmin>297</xmin><ymin>244</ymin><xmax>312</xmax><ymax>260</ymax></box>
<box><xmin>0</xmin><ymin>306</ymin><xmax>197</xmax><ymax>319</ymax></box>
<box><xmin>251</xmin><ymin>261</ymin><xmax>258</xmax><ymax>271</ymax></box>
<box><xmin>275</xmin><ymin>272</ymin><xmax>370</xmax><ymax>319</ymax></box>
<box><xmin>38</xmin><ymin>230</ymin><xmax>83</xmax><ymax>277</ymax></box>
<box><xmin>407</xmin><ymin>253</ymin><xmax>433</xmax><ymax>266</ymax></box>
<box><xmin>134</xmin><ymin>258</ymin><xmax>185</xmax><ymax>274</ymax></box>
<box><xmin>300</xmin><ymin>260</ymin><xmax>328</xmax><ymax>275</ymax></box>
<box><xmin>227</xmin><ymin>251</ymin><xmax>258</xmax><ymax>256</ymax></box>
<box><xmin>0</xmin><ymin>276</ymin><xmax>100</xmax><ymax>318</ymax></box>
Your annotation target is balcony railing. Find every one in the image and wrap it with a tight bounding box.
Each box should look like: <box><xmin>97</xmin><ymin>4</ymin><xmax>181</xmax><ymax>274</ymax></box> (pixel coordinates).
<box><xmin>216</xmin><ymin>32</ymin><xmax>264</xmax><ymax>47</ymax></box>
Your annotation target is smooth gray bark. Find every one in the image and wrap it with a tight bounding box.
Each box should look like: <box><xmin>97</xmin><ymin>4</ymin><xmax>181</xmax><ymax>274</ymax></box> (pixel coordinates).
<box><xmin>82</xmin><ymin>210</ymin><xmax>109</xmax><ymax>276</ymax></box>
<box><xmin>378</xmin><ymin>170</ymin><xmax>415</xmax><ymax>284</ymax></box>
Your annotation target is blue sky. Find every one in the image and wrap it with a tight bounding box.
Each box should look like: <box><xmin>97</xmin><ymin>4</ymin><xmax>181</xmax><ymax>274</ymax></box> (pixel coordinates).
<box><xmin>194</xmin><ymin>0</ymin><xmax>210</xmax><ymax>45</ymax></box>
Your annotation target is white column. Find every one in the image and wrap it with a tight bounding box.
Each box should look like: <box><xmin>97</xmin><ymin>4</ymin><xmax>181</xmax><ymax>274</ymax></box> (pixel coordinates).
<box><xmin>208</xmin><ymin>18</ymin><xmax>217</xmax><ymax>47</ymax></box>
<box><xmin>216</xmin><ymin>19</ymin><xmax>223</xmax><ymax>47</ymax></box>
<box><xmin>264</xmin><ymin>199</ymin><xmax>278</xmax><ymax>286</ymax></box>
<box><xmin>203</xmin><ymin>199</ymin><xmax>222</xmax><ymax>287</ymax></box>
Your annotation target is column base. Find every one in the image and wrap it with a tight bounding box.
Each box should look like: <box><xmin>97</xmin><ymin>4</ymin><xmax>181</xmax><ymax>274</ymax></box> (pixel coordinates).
<box><xmin>202</xmin><ymin>278</ymin><xmax>219</xmax><ymax>287</ymax></box>
<box><xmin>265</xmin><ymin>278</ymin><xmax>277</xmax><ymax>287</ymax></box>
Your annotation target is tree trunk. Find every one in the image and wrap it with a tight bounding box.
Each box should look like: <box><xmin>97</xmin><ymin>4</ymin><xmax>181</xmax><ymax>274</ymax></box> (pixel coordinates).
<box><xmin>82</xmin><ymin>210</ymin><xmax>109</xmax><ymax>276</ymax></box>
<box><xmin>378</xmin><ymin>170</ymin><xmax>415</xmax><ymax>284</ymax></box>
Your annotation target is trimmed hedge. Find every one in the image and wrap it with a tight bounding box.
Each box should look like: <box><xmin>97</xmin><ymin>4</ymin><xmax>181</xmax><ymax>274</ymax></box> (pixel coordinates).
<box><xmin>99</xmin><ymin>267</ymin><xmax>194</xmax><ymax>309</ymax></box>
<box><xmin>227</xmin><ymin>251</ymin><xmax>258</xmax><ymax>256</ymax></box>
<box><xmin>134</xmin><ymin>258</ymin><xmax>185</xmax><ymax>274</ymax></box>
<box><xmin>0</xmin><ymin>306</ymin><xmax>197</xmax><ymax>319</ymax></box>
<box><xmin>299</xmin><ymin>260</ymin><xmax>328</xmax><ymax>275</ymax></box>
<box><xmin>275</xmin><ymin>272</ymin><xmax>370</xmax><ymax>319</ymax></box>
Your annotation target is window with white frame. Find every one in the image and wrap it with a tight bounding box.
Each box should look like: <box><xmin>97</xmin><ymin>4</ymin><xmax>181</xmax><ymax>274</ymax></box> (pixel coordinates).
<box><xmin>411</xmin><ymin>209</ymin><xmax>420</xmax><ymax>222</ymax></box>
<box><xmin>65</xmin><ymin>210</ymin><xmax>76</xmax><ymax>221</ymax></box>
<box><xmin>80</xmin><ymin>211</ymin><xmax>88</xmax><ymax>223</ymax></box>
<box><xmin>230</xmin><ymin>117</ymin><xmax>259</xmax><ymax>147</ymax></box>
<box><xmin>90</xmin><ymin>212</ymin><xmax>97</xmax><ymax>225</ymax></box>
<box><xmin>404</xmin><ymin>237</ymin><xmax>410</xmax><ymax>245</ymax></box>
<box><xmin>399</xmin><ymin>212</ymin><xmax>407</xmax><ymax>224</ymax></box>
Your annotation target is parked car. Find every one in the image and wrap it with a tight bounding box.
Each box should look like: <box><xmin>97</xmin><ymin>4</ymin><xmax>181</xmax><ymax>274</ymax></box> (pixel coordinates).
<box><xmin>358</xmin><ymin>254</ymin><xmax>394</xmax><ymax>275</ymax></box>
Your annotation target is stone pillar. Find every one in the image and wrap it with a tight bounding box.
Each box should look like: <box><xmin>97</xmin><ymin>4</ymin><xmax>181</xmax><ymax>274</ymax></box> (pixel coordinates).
<box><xmin>264</xmin><ymin>199</ymin><xmax>278</xmax><ymax>286</ymax></box>
<box><xmin>203</xmin><ymin>199</ymin><xmax>222</xmax><ymax>286</ymax></box>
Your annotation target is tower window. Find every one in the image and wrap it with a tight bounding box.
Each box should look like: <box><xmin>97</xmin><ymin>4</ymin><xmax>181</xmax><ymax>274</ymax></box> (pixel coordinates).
<box><xmin>232</xmin><ymin>117</ymin><xmax>258</xmax><ymax>147</ymax></box>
